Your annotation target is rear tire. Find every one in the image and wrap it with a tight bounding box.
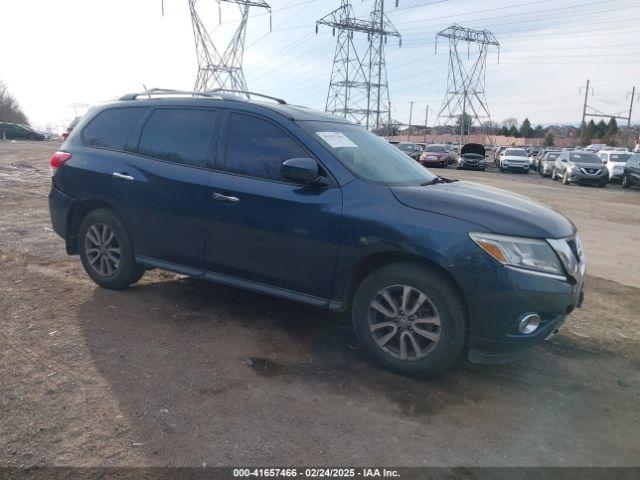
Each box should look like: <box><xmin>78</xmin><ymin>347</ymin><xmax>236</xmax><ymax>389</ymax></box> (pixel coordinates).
<box><xmin>78</xmin><ymin>208</ymin><xmax>144</xmax><ymax>290</ymax></box>
<box><xmin>351</xmin><ymin>262</ymin><xmax>466</xmax><ymax>378</ymax></box>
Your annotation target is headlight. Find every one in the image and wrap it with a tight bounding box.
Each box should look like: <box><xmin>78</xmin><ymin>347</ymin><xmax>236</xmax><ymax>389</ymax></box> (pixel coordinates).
<box><xmin>469</xmin><ymin>232</ymin><xmax>564</xmax><ymax>276</ymax></box>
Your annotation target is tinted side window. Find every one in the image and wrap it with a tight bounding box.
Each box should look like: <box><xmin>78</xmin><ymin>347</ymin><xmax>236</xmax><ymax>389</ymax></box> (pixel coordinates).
<box><xmin>137</xmin><ymin>109</ymin><xmax>216</xmax><ymax>167</ymax></box>
<box><xmin>225</xmin><ymin>113</ymin><xmax>308</xmax><ymax>181</ymax></box>
<box><xmin>82</xmin><ymin>107</ymin><xmax>147</xmax><ymax>150</ymax></box>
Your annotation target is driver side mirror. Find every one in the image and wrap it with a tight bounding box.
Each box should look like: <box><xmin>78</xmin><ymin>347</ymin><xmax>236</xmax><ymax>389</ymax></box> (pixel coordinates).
<box><xmin>601</xmin><ymin>159</ymin><xmax>607</xmax><ymax>164</ymax></box>
<box><xmin>281</xmin><ymin>157</ymin><xmax>320</xmax><ymax>184</ymax></box>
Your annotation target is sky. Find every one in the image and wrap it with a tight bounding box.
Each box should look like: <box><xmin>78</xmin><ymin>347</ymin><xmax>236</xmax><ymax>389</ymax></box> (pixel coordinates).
<box><xmin>1</xmin><ymin>0</ymin><xmax>639</xmax><ymax>131</ymax></box>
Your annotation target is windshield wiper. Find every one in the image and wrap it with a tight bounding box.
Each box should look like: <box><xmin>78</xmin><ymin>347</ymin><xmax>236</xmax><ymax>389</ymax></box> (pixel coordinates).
<box><xmin>421</xmin><ymin>175</ymin><xmax>457</xmax><ymax>186</ymax></box>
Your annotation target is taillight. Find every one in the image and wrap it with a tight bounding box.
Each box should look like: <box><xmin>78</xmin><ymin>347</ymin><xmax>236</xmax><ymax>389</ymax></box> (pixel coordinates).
<box><xmin>50</xmin><ymin>151</ymin><xmax>72</xmax><ymax>173</ymax></box>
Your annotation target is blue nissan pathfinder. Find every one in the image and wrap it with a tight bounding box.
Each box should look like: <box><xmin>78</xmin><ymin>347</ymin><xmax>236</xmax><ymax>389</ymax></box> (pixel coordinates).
<box><xmin>48</xmin><ymin>89</ymin><xmax>586</xmax><ymax>377</ymax></box>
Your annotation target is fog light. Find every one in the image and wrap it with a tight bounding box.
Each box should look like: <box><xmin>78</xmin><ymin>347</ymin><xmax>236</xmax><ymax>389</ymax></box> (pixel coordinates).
<box><xmin>518</xmin><ymin>313</ymin><xmax>541</xmax><ymax>334</ymax></box>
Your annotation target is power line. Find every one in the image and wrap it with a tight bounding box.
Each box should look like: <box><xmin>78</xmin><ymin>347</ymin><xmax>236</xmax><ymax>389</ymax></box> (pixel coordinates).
<box><xmin>398</xmin><ymin>0</ymin><xmax>635</xmax><ymax>35</ymax></box>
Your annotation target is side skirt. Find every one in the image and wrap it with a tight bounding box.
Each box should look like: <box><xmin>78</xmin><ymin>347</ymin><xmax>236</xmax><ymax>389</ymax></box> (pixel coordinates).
<box><xmin>134</xmin><ymin>255</ymin><xmax>340</xmax><ymax>310</ymax></box>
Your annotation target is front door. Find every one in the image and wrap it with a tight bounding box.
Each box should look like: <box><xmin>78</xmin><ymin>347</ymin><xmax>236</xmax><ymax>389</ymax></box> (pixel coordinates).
<box><xmin>205</xmin><ymin>111</ymin><xmax>342</xmax><ymax>301</ymax></box>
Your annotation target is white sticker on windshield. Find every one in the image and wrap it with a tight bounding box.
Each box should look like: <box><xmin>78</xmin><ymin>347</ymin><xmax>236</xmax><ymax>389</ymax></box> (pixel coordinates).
<box><xmin>315</xmin><ymin>131</ymin><xmax>358</xmax><ymax>148</ymax></box>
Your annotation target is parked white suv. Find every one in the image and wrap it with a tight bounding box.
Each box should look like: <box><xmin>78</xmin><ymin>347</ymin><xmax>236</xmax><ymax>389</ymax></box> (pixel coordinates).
<box><xmin>499</xmin><ymin>148</ymin><xmax>530</xmax><ymax>173</ymax></box>
<box><xmin>597</xmin><ymin>150</ymin><xmax>632</xmax><ymax>181</ymax></box>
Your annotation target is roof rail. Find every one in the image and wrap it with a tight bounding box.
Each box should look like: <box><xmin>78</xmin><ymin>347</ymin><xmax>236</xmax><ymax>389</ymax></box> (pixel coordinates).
<box><xmin>207</xmin><ymin>89</ymin><xmax>287</xmax><ymax>105</ymax></box>
<box><xmin>118</xmin><ymin>88</ymin><xmax>227</xmax><ymax>101</ymax></box>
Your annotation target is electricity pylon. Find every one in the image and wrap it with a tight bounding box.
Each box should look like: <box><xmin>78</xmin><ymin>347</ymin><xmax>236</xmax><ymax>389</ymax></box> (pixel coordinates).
<box><xmin>317</xmin><ymin>0</ymin><xmax>400</xmax><ymax>131</ymax></box>
<box><xmin>189</xmin><ymin>0</ymin><xmax>270</xmax><ymax>96</ymax></box>
<box><xmin>434</xmin><ymin>24</ymin><xmax>499</xmax><ymax>144</ymax></box>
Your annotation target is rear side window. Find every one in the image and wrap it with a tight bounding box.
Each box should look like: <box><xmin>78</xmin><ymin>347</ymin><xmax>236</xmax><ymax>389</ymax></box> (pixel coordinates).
<box><xmin>82</xmin><ymin>107</ymin><xmax>147</xmax><ymax>150</ymax></box>
<box><xmin>224</xmin><ymin>113</ymin><xmax>307</xmax><ymax>181</ymax></box>
<box><xmin>137</xmin><ymin>109</ymin><xmax>216</xmax><ymax>167</ymax></box>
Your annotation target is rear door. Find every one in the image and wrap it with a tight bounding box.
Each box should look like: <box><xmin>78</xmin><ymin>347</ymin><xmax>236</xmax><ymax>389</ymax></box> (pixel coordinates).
<box><xmin>108</xmin><ymin>107</ymin><xmax>218</xmax><ymax>272</ymax></box>
<box><xmin>204</xmin><ymin>110</ymin><xmax>342</xmax><ymax>302</ymax></box>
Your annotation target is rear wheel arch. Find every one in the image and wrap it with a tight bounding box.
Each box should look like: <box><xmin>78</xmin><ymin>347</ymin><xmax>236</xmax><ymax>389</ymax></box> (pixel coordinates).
<box><xmin>65</xmin><ymin>199</ymin><xmax>120</xmax><ymax>254</ymax></box>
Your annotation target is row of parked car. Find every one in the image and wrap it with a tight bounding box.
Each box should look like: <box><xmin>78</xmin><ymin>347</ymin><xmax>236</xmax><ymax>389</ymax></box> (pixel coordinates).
<box><xmin>0</xmin><ymin>122</ymin><xmax>50</xmax><ymax>140</ymax></box>
<box><xmin>494</xmin><ymin>145</ymin><xmax>640</xmax><ymax>189</ymax></box>
<box><xmin>392</xmin><ymin>141</ymin><xmax>490</xmax><ymax>171</ymax></box>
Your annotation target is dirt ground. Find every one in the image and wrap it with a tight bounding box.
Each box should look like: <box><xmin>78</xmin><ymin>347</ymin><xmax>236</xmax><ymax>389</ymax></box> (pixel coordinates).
<box><xmin>1</xmin><ymin>140</ymin><xmax>639</xmax><ymax>467</ymax></box>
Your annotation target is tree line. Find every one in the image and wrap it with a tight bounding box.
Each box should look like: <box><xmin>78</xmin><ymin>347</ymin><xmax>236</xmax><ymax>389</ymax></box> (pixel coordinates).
<box><xmin>579</xmin><ymin>118</ymin><xmax>618</xmax><ymax>147</ymax></box>
<box><xmin>0</xmin><ymin>81</ymin><xmax>29</xmax><ymax>125</ymax></box>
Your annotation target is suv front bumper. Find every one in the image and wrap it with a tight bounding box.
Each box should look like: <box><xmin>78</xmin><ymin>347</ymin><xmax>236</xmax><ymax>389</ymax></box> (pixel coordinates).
<box><xmin>568</xmin><ymin>169</ymin><xmax>608</xmax><ymax>185</ymax></box>
<box><xmin>461</xmin><ymin>238</ymin><xmax>586</xmax><ymax>364</ymax></box>
<box><xmin>502</xmin><ymin>162</ymin><xmax>529</xmax><ymax>171</ymax></box>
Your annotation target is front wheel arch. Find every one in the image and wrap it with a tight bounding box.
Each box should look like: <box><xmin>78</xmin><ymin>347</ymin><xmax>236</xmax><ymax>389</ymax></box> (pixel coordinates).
<box><xmin>341</xmin><ymin>252</ymin><xmax>468</xmax><ymax>315</ymax></box>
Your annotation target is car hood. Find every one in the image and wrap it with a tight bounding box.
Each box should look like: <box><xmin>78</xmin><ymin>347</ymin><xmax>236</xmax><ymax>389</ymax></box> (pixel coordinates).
<box><xmin>502</xmin><ymin>155</ymin><xmax>529</xmax><ymax>161</ymax></box>
<box><xmin>461</xmin><ymin>143</ymin><xmax>485</xmax><ymax>156</ymax></box>
<box><xmin>390</xmin><ymin>181</ymin><xmax>574</xmax><ymax>239</ymax></box>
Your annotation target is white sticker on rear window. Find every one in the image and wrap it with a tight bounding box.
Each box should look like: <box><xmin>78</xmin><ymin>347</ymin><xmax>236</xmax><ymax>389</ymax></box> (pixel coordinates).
<box><xmin>315</xmin><ymin>131</ymin><xmax>358</xmax><ymax>148</ymax></box>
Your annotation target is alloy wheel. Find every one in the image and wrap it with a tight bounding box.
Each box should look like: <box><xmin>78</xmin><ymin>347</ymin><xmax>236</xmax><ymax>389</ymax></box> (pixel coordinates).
<box><xmin>367</xmin><ymin>285</ymin><xmax>441</xmax><ymax>361</ymax></box>
<box><xmin>622</xmin><ymin>174</ymin><xmax>630</xmax><ymax>188</ymax></box>
<box><xmin>84</xmin><ymin>223</ymin><xmax>121</xmax><ymax>277</ymax></box>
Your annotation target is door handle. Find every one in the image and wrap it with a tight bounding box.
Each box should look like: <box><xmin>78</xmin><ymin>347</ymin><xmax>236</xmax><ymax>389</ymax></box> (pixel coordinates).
<box><xmin>212</xmin><ymin>192</ymin><xmax>240</xmax><ymax>203</ymax></box>
<box><xmin>112</xmin><ymin>172</ymin><xmax>134</xmax><ymax>181</ymax></box>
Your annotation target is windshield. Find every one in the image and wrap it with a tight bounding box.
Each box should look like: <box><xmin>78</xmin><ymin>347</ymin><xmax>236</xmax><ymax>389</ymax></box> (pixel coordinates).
<box><xmin>397</xmin><ymin>143</ymin><xmax>419</xmax><ymax>152</ymax></box>
<box><xmin>425</xmin><ymin>145</ymin><xmax>445</xmax><ymax>153</ymax></box>
<box><xmin>609</xmin><ymin>153</ymin><xmax>631</xmax><ymax>163</ymax></box>
<box><xmin>300</xmin><ymin>121</ymin><xmax>436</xmax><ymax>185</ymax></box>
<box><xmin>545</xmin><ymin>153</ymin><xmax>559</xmax><ymax>161</ymax></box>
<box><xmin>504</xmin><ymin>149</ymin><xmax>527</xmax><ymax>157</ymax></box>
<box><xmin>570</xmin><ymin>153</ymin><xmax>601</xmax><ymax>163</ymax></box>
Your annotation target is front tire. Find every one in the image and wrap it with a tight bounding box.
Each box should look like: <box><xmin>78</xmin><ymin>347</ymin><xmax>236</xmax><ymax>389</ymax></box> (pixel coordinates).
<box><xmin>351</xmin><ymin>263</ymin><xmax>466</xmax><ymax>378</ymax></box>
<box><xmin>622</xmin><ymin>174</ymin><xmax>631</xmax><ymax>189</ymax></box>
<box><xmin>562</xmin><ymin>171</ymin><xmax>570</xmax><ymax>185</ymax></box>
<box><xmin>78</xmin><ymin>208</ymin><xmax>144</xmax><ymax>289</ymax></box>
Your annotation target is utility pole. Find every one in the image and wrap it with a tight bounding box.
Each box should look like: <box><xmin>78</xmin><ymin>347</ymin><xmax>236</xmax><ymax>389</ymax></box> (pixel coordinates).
<box><xmin>627</xmin><ymin>86</ymin><xmax>636</xmax><ymax>128</ymax></box>
<box><xmin>579</xmin><ymin>80</ymin><xmax>635</xmax><ymax>146</ymax></box>
<box><xmin>580</xmin><ymin>79</ymin><xmax>591</xmax><ymax>128</ymax></box>
<box><xmin>626</xmin><ymin>86</ymin><xmax>638</xmax><ymax>147</ymax></box>
<box><xmin>407</xmin><ymin>101</ymin><xmax>414</xmax><ymax>141</ymax></box>
<box><xmin>423</xmin><ymin>105</ymin><xmax>429</xmax><ymax>143</ymax></box>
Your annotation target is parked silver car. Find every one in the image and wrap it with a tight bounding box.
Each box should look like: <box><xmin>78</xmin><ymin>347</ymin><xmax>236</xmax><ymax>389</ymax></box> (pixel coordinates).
<box><xmin>539</xmin><ymin>151</ymin><xmax>561</xmax><ymax>178</ymax></box>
